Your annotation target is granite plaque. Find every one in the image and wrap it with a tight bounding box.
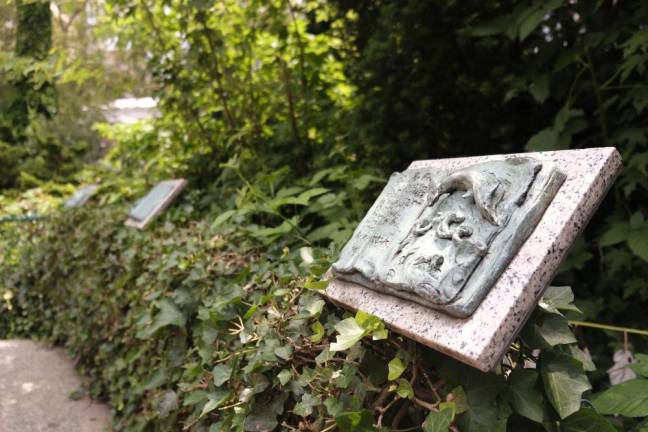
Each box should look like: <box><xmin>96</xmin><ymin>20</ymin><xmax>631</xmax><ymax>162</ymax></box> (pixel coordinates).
<box><xmin>64</xmin><ymin>185</ymin><xmax>98</xmax><ymax>208</ymax></box>
<box><xmin>324</xmin><ymin>148</ymin><xmax>622</xmax><ymax>371</ymax></box>
<box><xmin>125</xmin><ymin>179</ymin><xmax>187</xmax><ymax>229</ymax></box>
<box><xmin>333</xmin><ymin>158</ymin><xmax>565</xmax><ymax>318</ymax></box>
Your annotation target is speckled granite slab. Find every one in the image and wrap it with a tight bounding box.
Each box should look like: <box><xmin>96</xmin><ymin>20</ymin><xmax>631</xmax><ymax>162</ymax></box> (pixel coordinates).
<box><xmin>324</xmin><ymin>148</ymin><xmax>622</xmax><ymax>371</ymax></box>
<box><xmin>125</xmin><ymin>179</ymin><xmax>187</xmax><ymax>229</ymax></box>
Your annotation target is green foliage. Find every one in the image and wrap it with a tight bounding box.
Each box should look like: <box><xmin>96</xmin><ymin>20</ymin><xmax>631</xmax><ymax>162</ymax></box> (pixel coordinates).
<box><xmin>2</xmin><ymin>167</ymin><xmax>641</xmax><ymax>430</ymax></box>
<box><xmin>337</xmin><ymin>0</ymin><xmax>648</xmax><ymax>404</ymax></box>
<box><xmin>15</xmin><ymin>0</ymin><xmax>52</xmax><ymax>59</ymax></box>
<box><xmin>593</xmin><ymin>379</ymin><xmax>648</xmax><ymax>418</ymax></box>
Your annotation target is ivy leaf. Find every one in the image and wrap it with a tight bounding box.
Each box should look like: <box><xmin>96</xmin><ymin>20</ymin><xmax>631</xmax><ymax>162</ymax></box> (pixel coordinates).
<box><xmin>388</xmin><ymin>357</ymin><xmax>407</xmax><ymax>380</ymax></box>
<box><xmin>539</xmin><ymin>286</ymin><xmax>581</xmax><ymax>315</ymax></box>
<box><xmin>422</xmin><ymin>404</ymin><xmax>455</xmax><ymax>432</ymax></box>
<box><xmin>211</xmin><ymin>209</ymin><xmax>236</xmax><ymax>228</ymax></box>
<box><xmin>305</xmin><ymin>299</ymin><xmax>325</xmax><ymax>316</ymax></box>
<box><xmin>507</xmin><ymin>369</ymin><xmax>544</xmax><ymax>423</ymax></box>
<box><xmin>518</xmin><ymin>8</ymin><xmax>545</xmax><ymax>41</ymax></box>
<box><xmin>153</xmin><ymin>390</ymin><xmax>178</xmax><ymax>418</ymax></box>
<box><xmin>592</xmin><ymin>379</ymin><xmax>648</xmax><ymax>417</ymax></box>
<box><xmin>627</xmin><ymin>232</ymin><xmax>648</xmax><ymax>262</ymax></box>
<box><xmin>600</xmin><ymin>222</ymin><xmax>632</xmax><ymax>246</ymax></box>
<box><xmin>526</xmin><ymin>128</ymin><xmax>559</xmax><ymax>151</ymax></box>
<box><xmin>541</xmin><ymin>353</ymin><xmax>591</xmax><ymax>419</ymax></box>
<box><xmin>531</xmin><ymin>314</ymin><xmax>577</xmax><ymax>347</ymax></box>
<box><xmin>569</xmin><ymin>346</ymin><xmax>596</xmax><ymax>372</ymax></box>
<box><xmin>461</xmin><ymin>16</ymin><xmax>507</xmax><ymax>37</ymax></box>
<box><xmin>457</xmin><ymin>383</ymin><xmax>511</xmax><ymax>432</ymax></box>
<box><xmin>355</xmin><ymin>310</ymin><xmax>388</xmax><ymax>340</ymax></box>
<box><xmin>396</xmin><ymin>378</ymin><xmax>414</xmax><ymax>399</ymax></box>
<box><xmin>310</xmin><ymin>320</ymin><xmax>325</xmax><ymax>343</ymax></box>
<box><xmin>324</xmin><ymin>397</ymin><xmax>343</xmax><ymax>416</ymax></box>
<box><xmin>277</xmin><ymin>369</ymin><xmax>292</xmax><ymax>386</ymax></box>
<box><xmin>212</xmin><ymin>364</ymin><xmax>232</xmax><ymax>386</ymax></box>
<box><xmin>274</xmin><ymin>345</ymin><xmax>293</xmax><ymax>361</ymax></box>
<box><xmin>304</xmin><ymin>279</ymin><xmax>328</xmax><ymax>290</ymax></box>
<box><xmin>561</xmin><ymin>407</ymin><xmax>616</xmax><ymax>432</ymax></box>
<box><xmin>449</xmin><ymin>386</ymin><xmax>468</xmax><ymax>414</ymax></box>
<box><xmin>315</xmin><ymin>346</ymin><xmax>332</xmax><ymax>364</ymax></box>
<box><xmin>330</xmin><ymin>317</ymin><xmax>365</xmax><ymax>351</ymax></box>
<box><xmin>335</xmin><ymin>410</ymin><xmax>374</xmax><ymax>432</ymax></box>
<box><xmin>529</xmin><ymin>75</ymin><xmax>550</xmax><ymax>103</ymax></box>
<box><xmin>137</xmin><ymin>298</ymin><xmax>186</xmax><ymax>339</ymax></box>
<box><xmin>630</xmin><ymin>353</ymin><xmax>648</xmax><ymax>377</ymax></box>
<box><xmin>200</xmin><ymin>389</ymin><xmax>230</xmax><ymax>418</ymax></box>
<box><xmin>140</xmin><ymin>367</ymin><xmax>166</xmax><ymax>392</ymax></box>
<box><xmin>244</xmin><ymin>394</ymin><xmax>287</xmax><ymax>432</ymax></box>
<box><xmin>294</xmin><ymin>393</ymin><xmax>319</xmax><ymax>417</ymax></box>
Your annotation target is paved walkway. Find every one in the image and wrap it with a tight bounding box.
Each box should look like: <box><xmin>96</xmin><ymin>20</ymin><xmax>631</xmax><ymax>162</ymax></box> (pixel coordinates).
<box><xmin>0</xmin><ymin>340</ymin><xmax>111</xmax><ymax>432</ymax></box>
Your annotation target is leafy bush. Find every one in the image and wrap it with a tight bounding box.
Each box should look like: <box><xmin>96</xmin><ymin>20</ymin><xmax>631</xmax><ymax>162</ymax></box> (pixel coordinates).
<box><xmin>1</xmin><ymin>165</ymin><xmax>645</xmax><ymax>431</ymax></box>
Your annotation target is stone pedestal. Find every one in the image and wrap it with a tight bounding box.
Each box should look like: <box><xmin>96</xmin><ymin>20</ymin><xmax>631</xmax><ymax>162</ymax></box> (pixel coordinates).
<box><xmin>324</xmin><ymin>148</ymin><xmax>622</xmax><ymax>371</ymax></box>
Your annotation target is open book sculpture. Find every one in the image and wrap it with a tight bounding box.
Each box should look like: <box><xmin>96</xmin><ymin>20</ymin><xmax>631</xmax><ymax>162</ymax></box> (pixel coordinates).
<box><xmin>325</xmin><ymin>149</ymin><xmax>621</xmax><ymax>371</ymax></box>
<box><xmin>333</xmin><ymin>158</ymin><xmax>565</xmax><ymax>318</ymax></box>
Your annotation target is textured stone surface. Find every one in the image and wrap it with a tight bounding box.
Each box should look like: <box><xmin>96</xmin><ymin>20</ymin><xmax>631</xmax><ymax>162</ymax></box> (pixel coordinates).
<box><xmin>0</xmin><ymin>339</ymin><xmax>111</xmax><ymax>431</ymax></box>
<box><xmin>332</xmin><ymin>158</ymin><xmax>565</xmax><ymax>317</ymax></box>
<box><xmin>324</xmin><ymin>148</ymin><xmax>622</xmax><ymax>371</ymax></box>
<box><xmin>125</xmin><ymin>179</ymin><xmax>187</xmax><ymax>229</ymax></box>
<box><xmin>64</xmin><ymin>184</ymin><xmax>98</xmax><ymax>208</ymax></box>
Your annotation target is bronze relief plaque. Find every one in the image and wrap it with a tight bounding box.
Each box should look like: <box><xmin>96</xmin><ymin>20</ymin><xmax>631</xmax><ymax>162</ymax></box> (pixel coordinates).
<box><xmin>333</xmin><ymin>157</ymin><xmax>565</xmax><ymax>317</ymax></box>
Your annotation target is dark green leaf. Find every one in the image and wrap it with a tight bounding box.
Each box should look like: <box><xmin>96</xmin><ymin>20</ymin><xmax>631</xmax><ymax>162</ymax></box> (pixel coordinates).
<box><xmin>335</xmin><ymin>410</ymin><xmax>374</xmax><ymax>432</ymax></box>
<box><xmin>539</xmin><ymin>286</ymin><xmax>581</xmax><ymax>315</ymax></box>
<box><xmin>560</xmin><ymin>407</ymin><xmax>616</xmax><ymax>432</ymax></box>
<box><xmin>541</xmin><ymin>354</ymin><xmax>591</xmax><ymax>419</ymax></box>
<box><xmin>212</xmin><ymin>364</ymin><xmax>232</xmax><ymax>386</ymax></box>
<box><xmin>508</xmin><ymin>369</ymin><xmax>544</xmax><ymax>423</ymax></box>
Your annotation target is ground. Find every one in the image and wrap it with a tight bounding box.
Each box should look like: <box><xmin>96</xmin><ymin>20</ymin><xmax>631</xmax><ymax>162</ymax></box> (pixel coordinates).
<box><xmin>0</xmin><ymin>339</ymin><xmax>111</xmax><ymax>432</ymax></box>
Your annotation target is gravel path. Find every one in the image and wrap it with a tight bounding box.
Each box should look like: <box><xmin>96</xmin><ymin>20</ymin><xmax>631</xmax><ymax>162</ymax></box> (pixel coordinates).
<box><xmin>0</xmin><ymin>340</ymin><xmax>111</xmax><ymax>432</ymax></box>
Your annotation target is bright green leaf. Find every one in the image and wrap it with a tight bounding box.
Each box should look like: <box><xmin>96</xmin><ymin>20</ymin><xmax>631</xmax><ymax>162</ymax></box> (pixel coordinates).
<box><xmin>422</xmin><ymin>404</ymin><xmax>455</xmax><ymax>432</ymax></box>
<box><xmin>396</xmin><ymin>378</ymin><xmax>414</xmax><ymax>399</ymax></box>
<box><xmin>592</xmin><ymin>379</ymin><xmax>648</xmax><ymax>417</ymax></box>
<box><xmin>330</xmin><ymin>317</ymin><xmax>366</xmax><ymax>351</ymax></box>
<box><xmin>388</xmin><ymin>357</ymin><xmax>407</xmax><ymax>380</ymax></box>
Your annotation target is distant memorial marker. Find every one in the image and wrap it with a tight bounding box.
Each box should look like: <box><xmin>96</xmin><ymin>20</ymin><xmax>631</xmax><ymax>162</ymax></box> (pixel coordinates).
<box><xmin>64</xmin><ymin>185</ymin><xmax>98</xmax><ymax>208</ymax></box>
<box><xmin>325</xmin><ymin>148</ymin><xmax>622</xmax><ymax>371</ymax></box>
<box><xmin>125</xmin><ymin>179</ymin><xmax>187</xmax><ymax>229</ymax></box>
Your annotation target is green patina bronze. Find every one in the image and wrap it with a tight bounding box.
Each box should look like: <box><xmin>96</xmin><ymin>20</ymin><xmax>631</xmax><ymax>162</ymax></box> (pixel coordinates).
<box><xmin>332</xmin><ymin>157</ymin><xmax>565</xmax><ymax>318</ymax></box>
